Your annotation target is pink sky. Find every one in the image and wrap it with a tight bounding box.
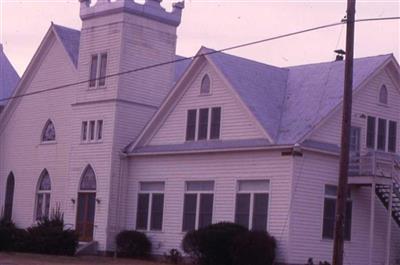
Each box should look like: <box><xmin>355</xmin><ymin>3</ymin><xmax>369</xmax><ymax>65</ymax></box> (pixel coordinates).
<box><xmin>1</xmin><ymin>0</ymin><xmax>399</xmax><ymax>76</ymax></box>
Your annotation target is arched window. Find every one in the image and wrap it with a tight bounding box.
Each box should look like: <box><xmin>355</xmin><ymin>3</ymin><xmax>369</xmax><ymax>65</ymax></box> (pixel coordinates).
<box><xmin>42</xmin><ymin>120</ymin><xmax>56</xmax><ymax>142</ymax></box>
<box><xmin>80</xmin><ymin>165</ymin><xmax>96</xmax><ymax>191</ymax></box>
<box><xmin>200</xmin><ymin>74</ymin><xmax>211</xmax><ymax>95</ymax></box>
<box><xmin>36</xmin><ymin>170</ymin><xmax>51</xmax><ymax>220</ymax></box>
<box><xmin>4</xmin><ymin>173</ymin><xmax>15</xmax><ymax>222</ymax></box>
<box><xmin>379</xmin><ymin>85</ymin><xmax>388</xmax><ymax>104</ymax></box>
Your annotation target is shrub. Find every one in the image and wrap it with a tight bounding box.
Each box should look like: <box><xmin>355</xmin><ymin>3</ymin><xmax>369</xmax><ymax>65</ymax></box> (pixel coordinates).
<box><xmin>0</xmin><ymin>216</ymin><xmax>17</xmax><ymax>251</ymax></box>
<box><xmin>116</xmin><ymin>230</ymin><xmax>152</xmax><ymax>258</ymax></box>
<box><xmin>164</xmin><ymin>248</ymin><xmax>183</xmax><ymax>264</ymax></box>
<box><xmin>182</xmin><ymin>222</ymin><xmax>247</xmax><ymax>265</ymax></box>
<box><xmin>232</xmin><ymin>230</ymin><xmax>277</xmax><ymax>265</ymax></box>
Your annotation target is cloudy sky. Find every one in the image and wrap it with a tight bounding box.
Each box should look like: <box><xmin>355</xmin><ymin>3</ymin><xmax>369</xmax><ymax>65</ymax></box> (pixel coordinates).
<box><xmin>1</xmin><ymin>0</ymin><xmax>399</xmax><ymax>76</ymax></box>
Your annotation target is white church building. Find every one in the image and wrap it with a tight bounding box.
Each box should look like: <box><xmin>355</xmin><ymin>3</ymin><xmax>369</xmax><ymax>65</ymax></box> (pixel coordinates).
<box><xmin>1</xmin><ymin>1</ymin><xmax>400</xmax><ymax>264</ymax></box>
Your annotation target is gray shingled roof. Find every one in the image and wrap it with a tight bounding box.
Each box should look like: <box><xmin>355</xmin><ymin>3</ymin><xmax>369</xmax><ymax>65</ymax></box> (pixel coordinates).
<box><xmin>53</xmin><ymin>24</ymin><xmax>81</xmax><ymax>67</ymax></box>
<box><xmin>0</xmin><ymin>45</ymin><xmax>20</xmax><ymax>106</ymax></box>
<box><xmin>51</xmin><ymin>25</ymin><xmax>395</xmax><ymax>148</ymax></box>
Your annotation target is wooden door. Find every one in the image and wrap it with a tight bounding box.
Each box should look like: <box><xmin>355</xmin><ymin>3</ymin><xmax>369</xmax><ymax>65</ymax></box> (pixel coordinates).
<box><xmin>76</xmin><ymin>193</ymin><xmax>96</xmax><ymax>242</ymax></box>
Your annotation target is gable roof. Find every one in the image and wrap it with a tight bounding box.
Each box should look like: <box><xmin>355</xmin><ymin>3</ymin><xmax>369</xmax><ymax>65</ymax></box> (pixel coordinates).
<box><xmin>129</xmin><ymin>48</ymin><xmax>397</xmax><ymax>152</ymax></box>
<box><xmin>0</xmin><ymin>44</ymin><xmax>20</xmax><ymax>106</ymax></box>
<box><xmin>52</xmin><ymin>24</ymin><xmax>81</xmax><ymax>67</ymax></box>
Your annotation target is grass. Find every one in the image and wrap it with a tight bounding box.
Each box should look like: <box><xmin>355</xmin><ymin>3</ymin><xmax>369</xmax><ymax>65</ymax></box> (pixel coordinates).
<box><xmin>0</xmin><ymin>252</ymin><xmax>169</xmax><ymax>265</ymax></box>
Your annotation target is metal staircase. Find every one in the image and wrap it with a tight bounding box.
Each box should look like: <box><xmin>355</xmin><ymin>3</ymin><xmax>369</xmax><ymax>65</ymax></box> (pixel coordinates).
<box><xmin>375</xmin><ymin>176</ymin><xmax>400</xmax><ymax>227</ymax></box>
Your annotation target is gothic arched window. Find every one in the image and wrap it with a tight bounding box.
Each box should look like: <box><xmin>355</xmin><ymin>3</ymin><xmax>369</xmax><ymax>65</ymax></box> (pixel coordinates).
<box><xmin>80</xmin><ymin>165</ymin><xmax>96</xmax><ymax>191</ymax></box>
<box><xmin>36</xmin><ymin>169</ymin><xmax>51</xmax><ymax>220</ymax></box>
<box><xmin>379</xmin><ymin>85</ymin><xmax>388</xmax><ymax>104</ymax></box>
<box><xmin>42</xmin><ymin>120</ymin><xmax>56</xmax><ymax>142</ymax></box>
<box><xmin>200</xmin><ymin>74</ymin><xmax>211</xmax><ymax>95</ymax></box>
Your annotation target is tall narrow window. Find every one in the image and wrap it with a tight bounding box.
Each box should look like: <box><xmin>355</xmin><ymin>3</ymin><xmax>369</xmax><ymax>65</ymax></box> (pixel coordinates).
<box><xmin>36</xmin><ymin>170</ymin><xmax>51</xmax><ymax>220</ymax></box>
<box><xmin>186</xmin><ymin>110</ymin><xmax>197</xmax><ymax>141</ymax></box>
<box><xmin>388</xmin><ymin>121</ymin><xmax>397</xmax><ymax>153</ymax></box>
<box><xmin>366</xmin><ymin>116</ymin><xmax>376</xmax><ymax>149</ymax></box>
<box><xmin>377</xmin><ymin>118</ymin><xmax>387</xmax><ymax>151</ymax></box>
<box><xmin>82</xmin><ymin>121</ymin><xmax>88</xmax><ymax>141</ymax></box>
<box><xmin>198</xmin><ymin>108</ymin><xmax>209</xmax><ymax>140</ymax></box>
<box><xmin>322</xmin><ymin>185</ymin><xmax>352</xmax><ymax>240</ymax></box>
<box><xmin>98</xmin><ymin>53</ymin><xmax>107</xmax><ymax>86</ymax></box>
<box><xmin>89</xmin><ymin>55</ymin><xmax>98</xmax><ymax>87</ymax></box>
<box><xmin>182</xmin><ymin>181</ymin><xmax>214</xmax><ymax>231</ymax></box>
<box><xmin>200</xmin><ymin>74</ymin><xmax>211</xmax><ymax>94</ymax></box>
<box><xmin>235</xmin><ymin>180</ymin><xmax>269</xmax><ymax>231</ymax></box>
<box><xmin>97</xmin><ymin>120</ymin><xmax>103</xmax><ymax>140</ymax></box>
<box><xmin>379</xmin><ymin>85</ymin><xmax>388</xmax><ymax>104</ymax></box>
<box><xmin>4</xmin><ymin>173</ymin><xmax>15</xmax><ymax>222</ymax></box>
<box><xmin>210</xmin><ymin>107</ymin><xmax>221</xmax><ymax>139</ymax></box>
<box><xmin>42</xmin><ymin>120</ymin><xmax>56</xmax><ymax>142</ymax></box>
<box><xmin>89</xmin><ymin>121</ymin><xmax>95</xmax><ymax>141</ymax></box>
<box><xmin>136</xmin><ymin>182</ymin><xmax>165</xmax><ymax>231</ymax></box>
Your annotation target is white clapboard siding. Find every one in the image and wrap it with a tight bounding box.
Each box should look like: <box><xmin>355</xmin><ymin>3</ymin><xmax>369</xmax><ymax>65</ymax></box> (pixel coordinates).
<box><xmin>126</xmin><ymin>150</ymin><xmax>293</xmax><ymax>263</ymax></box>
<box><xmin>149</xmin><ymin>63</ymin><xmax>267</xmax><ymax>145</ymax></box>
<box><xmin>0</xmin><ymin>36</ymin><xmax>76</xmax><ymax>228</ymax></box>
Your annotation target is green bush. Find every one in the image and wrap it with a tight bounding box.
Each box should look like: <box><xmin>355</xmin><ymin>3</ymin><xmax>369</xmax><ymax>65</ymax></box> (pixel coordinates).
<box><xmin>232</xmin><ymin>230</ymin><xmax>276</xmax><ymax>265</ymax></box>
<box><xmin>0</xmin><ymin>217</ymin><xmax>17</xmax><ymax>251</ymax></box>
<box><xmin>116</xmin><ymin>230</ymin><xmax>152</xmax><ymax>258</ymax></box>
<box><xmin>182</xmin><ymin>222</ymin><xmax>247</xmax><ymax>265</ymax></box>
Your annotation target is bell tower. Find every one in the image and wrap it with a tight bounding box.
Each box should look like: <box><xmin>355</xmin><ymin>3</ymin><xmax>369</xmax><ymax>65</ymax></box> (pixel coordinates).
<box><xmin>66</xmin><ymin>0</ymin><xmax>184</xmax><ymax>252</ymax></box>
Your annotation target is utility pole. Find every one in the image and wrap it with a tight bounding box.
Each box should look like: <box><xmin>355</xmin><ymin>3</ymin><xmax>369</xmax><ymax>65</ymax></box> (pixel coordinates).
<box><xmin>332</xmin><ymin>1</ymin><xmax>356</xmax><ymax>265</ymax></box>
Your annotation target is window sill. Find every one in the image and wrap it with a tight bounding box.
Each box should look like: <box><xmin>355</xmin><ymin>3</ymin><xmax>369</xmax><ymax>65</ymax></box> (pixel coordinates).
<box><xmin>377</xmin><ymin>103</ymin><xmax>389</xmax><ymax>108</ymax></box>
<box><xmin>136</xmin><ymin>229</ymin><xmax>164</xmax><ymax>234</ymax></box>
<box><xmin>87</xmin><ymin>85</ymin><xmax>107</xmax><ymax>91</ymax></box>
<box><xmin>321</xmin><ymin>238</ymin><xmax>351</xmax><ymax>243</ymax></box>
<box><xmin>81</xmin><ymin>140</ymin><xmax>103</xmax><ymax>145</ymax></box>
<box><xmin>40</xmin><ymin>141</ymin><xmax>57</xmax><ymax>145</ymax></box>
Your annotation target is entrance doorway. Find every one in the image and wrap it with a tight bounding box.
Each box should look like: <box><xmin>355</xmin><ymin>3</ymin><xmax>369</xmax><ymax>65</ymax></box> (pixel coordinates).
<box><xmin>76</xmin><ymin>165</ymin><xmax>96</xmax><ymax>242</ymax></box>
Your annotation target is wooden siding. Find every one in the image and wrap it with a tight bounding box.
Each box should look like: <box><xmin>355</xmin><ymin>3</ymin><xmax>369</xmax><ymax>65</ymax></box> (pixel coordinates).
<box><xmin>125</xmin><ymin>150</ymin><xmax>293</xmax><ymax>263</ymax></box>
<box><xmin>0</xmin><ymin>37</ymin><xmax>76</xmax><ymax>228</ymax></box>
<box><xmin>289</xmin><ymin>151</ymin><xmax>400</xmax><ymax>265</ymax></box>
<box><xmin>149</xmin><ymin>63</ymin><xmax>266</xmax><ymax>145</ymax></box>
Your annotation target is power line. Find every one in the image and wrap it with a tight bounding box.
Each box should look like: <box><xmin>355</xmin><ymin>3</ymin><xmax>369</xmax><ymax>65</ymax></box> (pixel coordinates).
<box><xmin>0</xmin><ymin>16</ymin><xmax>399</xmax><ymax>104</ymax></box>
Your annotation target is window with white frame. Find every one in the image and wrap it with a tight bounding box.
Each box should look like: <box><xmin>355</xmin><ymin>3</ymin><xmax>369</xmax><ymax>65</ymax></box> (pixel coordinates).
<box><xmin>136</xmin><ymin>182</ymin><xmax>165</xmax><ymax>231</ymax></box>
<box><xmin>379</xmin><ymin>84</ymin><xmax>388</xmax><ymax>104</ymax></box>
<box><xmin>235</xmin><ymin>180</ymin><xmax>269</xmax><ymax>231</ymax></box>
<box><xmin>182</xmin><ymin>181</ymin><xmax>214</xmax><ymax>231</ymax></box>
<box><xmin>36</xmin><ymin>170</ymin><xmax>51</xmax><ymax>220</ymax></box>
<box><xmin>89</xmin><ymin>53</ymin><xmax>108</xmax><ymax>88</ymax></box>
<box><xmin>366</xmin><ymin>116</ymin><xmax>397</xmax><ymax>153</ymax></box>
<box><xmin>81</xmin><ymin>120</ymin><xmax>103</xmax><ymax>142</ymax></box>
<box><xmin>200</xmin><ymin>74</ymin><xmax>211</xmax><ymax>95</ymax></box>
<box><xmin>185</xmin><ymin>107</ymin><xmax>221</xmax><ymax>141</ymax></box>
<box><xmin>322</xmin><ymin>185</ymin><xmax>352</xmax><ymax>240</ymax></box>
<box><xmin>42</xmin><ymin>119</ymin><xmax>56</xmax><ymax>142</ymax></box>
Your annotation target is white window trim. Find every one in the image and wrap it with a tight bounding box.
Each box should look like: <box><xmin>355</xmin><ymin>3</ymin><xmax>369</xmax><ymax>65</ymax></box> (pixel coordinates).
<box><xmin>183</xmin><ymin>181</ymin><xmax>215</xmax><ymax>231</ymax></box>
<box><xmin>88</xmin><ymin>52</ymin><xmax>108</xmax><ymax>89</ymax></box>
<box><xmin>235</xmin><ymin>179</ymin><xmax>270</xmax><ymax>231</ymax></box>
<box><xmin>377</xmin><ymin>84</ymin><xmax>389</xmax><ymax>106</ymax></box>
<box><xmin>366</xmin><ymin>116</ymin><xmax>397</xmax><ymax>153</ymax></box>
<box><xmin>199</xmin><ymin>74</ymin><xmax>212</xmax><ymax>96</ymax></box>
<box><xmin>81</xmin><ymin>119</ymin><xmax>104</xmax><ymax>144</ymax></box>
<box><xmin>137</xmin><ymin>182</ymin><xmax>165</xmax><ymax>232</ymax></box>
<box><xmin>185</xmin><ymin>107</ymin><xmax>222</xmax><ymax>142</ymax></box>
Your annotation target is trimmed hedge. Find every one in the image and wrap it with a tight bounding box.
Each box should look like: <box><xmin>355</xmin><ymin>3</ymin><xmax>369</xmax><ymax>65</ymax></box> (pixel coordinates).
<box><xmin>116</xmin><ymin>230</ymin><xmax>152</xmax><ymax>258</ymax></box>
<box><xmin>232</xmin><ymin>230</ymin><xmax>276</xmax><ymax>265</ymax></box>
<box><xmin>0</xmin><ymin>218</ymin><xmax>18</xmax><ymax>251</ymax></box>
<box><xmin>182</xmin><ymin>222</ymin><xmax>248</xmax><ymax>265</ymax></box>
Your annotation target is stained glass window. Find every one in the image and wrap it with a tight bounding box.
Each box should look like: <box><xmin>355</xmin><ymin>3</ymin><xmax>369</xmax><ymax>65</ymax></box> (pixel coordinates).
<box><xmin>42</xmin><ymin>120</ymin><xmax>56</xmax><ymax>142</ymax></box>
<box><xmin>80</xmin><ymin>165</ymin><xmax>96</xmax><ymax>191</ymax></box>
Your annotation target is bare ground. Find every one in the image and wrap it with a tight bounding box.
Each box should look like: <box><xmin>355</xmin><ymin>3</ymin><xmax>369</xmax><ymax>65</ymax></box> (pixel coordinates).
<box><xmin>0</xmin><ymin>253</ymin><xmax>167</xmax><ymax>265</ymax></box>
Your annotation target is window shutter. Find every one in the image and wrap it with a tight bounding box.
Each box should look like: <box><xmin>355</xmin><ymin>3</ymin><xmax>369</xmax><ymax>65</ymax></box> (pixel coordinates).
<box><xmin>136</xmin><ymin>194</ymin><xmax>149</xmax><ymax>230</ymax></box>
<box><xmin>377</xmin><ymin>118</ymin><xmax>387</xmax><ymax>151</ymax></box>
<box><xmin>388</xmin><ymin>121</ymin><xmax>397</xmax><ymax>153</ymax></box>
<box><xmin>198</xmin><ymin>194</ymin><xmax>213</xmax><ymax>228</ymax></box>
<box><xmin>252</xmin><ymin>193</ymin><xmax>269</xmax><ymax>231</ymax></box>
<box><xmin>186</xmin><ymin>110</ymin><xmax>197</xmax><ymax>141</ymax></box>
<box><xmin>235</xmin><ymin>193</ymin><xmax>251</xmax><ymax>229</ymax></box>
<box><xmin>182</xmin><ymin>194</ymin><xmax>197</xmax><ymax>231</ymax></box>
<box><xmin>366</xmin><ymin>116</ymin><xmax>376</xmax><ymax>148</ymax></box>
<box><xmin>150</xmin><ymin>194</ymin><xmax>164</xmax><ymax>230</ymax></box>
<box><xmin>210</xmin><ymin>107</ymin><xmax>221</xmax><ymax>139</ymax></box>
<box><xmin>198</xmin><ymin>108</ymin><xmax>209</xmax><ymax>140</ymax></box>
